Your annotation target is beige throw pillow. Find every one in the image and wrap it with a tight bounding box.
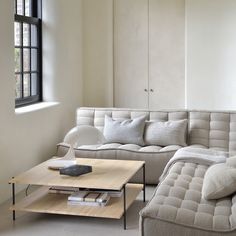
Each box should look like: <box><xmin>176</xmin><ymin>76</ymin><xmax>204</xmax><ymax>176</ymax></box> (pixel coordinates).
<box><xmin>144</xmin><ymin>119</ymin><xmax>187</xmax><ymax>146</ymax></box>
<box><xmin>226</xmin><ymin>156</ymin><xmax>236</xmax><ymax>168</ymax></box>
<box><xmin>202</xmin><ymin>162</ymin><xmax>236</xmax><ymax>200</ymax></box>
<box><xmin>103</xmin><ymin>115</ymin><xmax>146</xmax><ymax>146</ymax></box>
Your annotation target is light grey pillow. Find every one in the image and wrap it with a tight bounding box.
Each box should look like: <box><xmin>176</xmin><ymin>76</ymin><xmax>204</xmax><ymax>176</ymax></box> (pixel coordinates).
<box><xmin>226</xmin><ymin>156</ymin><xmax>236</xmax><ymax>168</ymax></box>
<box><xmin>144</xmin><ymin>119</ymin><xmax>187</xmax><ymax>146</ymax></box>
<box><xmin>202</xmin><ymin>163</ymin><xmax>236</xmax><ymax>200</ymax></box>
<box><xmin>103</xmin><ymin>115</ymin><xmax>146</xmax><ymax>146</ymax></box>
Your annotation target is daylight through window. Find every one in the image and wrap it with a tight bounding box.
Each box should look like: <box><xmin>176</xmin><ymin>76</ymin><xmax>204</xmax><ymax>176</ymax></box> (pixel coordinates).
<box><xmin>14</xmin><ymin>0</ymin><xmax>42</xmax><ymax>107</ymax></box>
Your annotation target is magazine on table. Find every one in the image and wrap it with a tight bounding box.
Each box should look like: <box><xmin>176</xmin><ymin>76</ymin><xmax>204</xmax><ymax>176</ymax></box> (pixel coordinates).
<box><xmin>49</xmin><ymin>186</ymin><xmax>123</xmax><ymax>197</ymax></box>
<box><xmin>68</xmin><ymin>191</ymin><xmax>110</xmax><ymax>207</ymax></box>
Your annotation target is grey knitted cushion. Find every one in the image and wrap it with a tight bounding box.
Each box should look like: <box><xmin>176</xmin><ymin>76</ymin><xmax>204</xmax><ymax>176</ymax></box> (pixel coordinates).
<box><xmin>103</xmin><ymin>115</ymin><xmax>146</xmax><ymax>146</ymax></box>
<box><xmin>144</xmin><ymin>119</ymin><xmax>187</xmax><ymax>146</ymax></box>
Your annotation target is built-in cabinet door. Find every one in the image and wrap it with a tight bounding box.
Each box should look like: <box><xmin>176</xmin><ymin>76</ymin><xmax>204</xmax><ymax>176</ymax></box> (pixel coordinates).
<box><xmin>114</xmin><ymin>0</ymin><xmax>149</xmax><ymax>109</ymax></box>
<box><xmin>149</xmin><ymin>0</ymin><xmax>185</xmax><ymax>109</ymax></box>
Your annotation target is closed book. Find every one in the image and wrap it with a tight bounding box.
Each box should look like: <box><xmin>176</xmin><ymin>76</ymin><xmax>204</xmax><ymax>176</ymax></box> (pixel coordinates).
<box><xmin>99</xmin><ymin>195</ymin><xmax>110</xmax><ymax>206</ymax></box>
<box><xmin>84</xmin><ymin>193</ymin><xmax>100</xmax><ymax>202</ymax></box>
<box><xmin>68</xmin><ymin>191</ymin><xmax>88</xmax><ymax>202</ymax></box>
<box><xmin>49</xmin><ymin>186</ymin><xmax>79</xmax><ymax>195</ymax></box>
<box><xmin>68</xmin><ymin>196</ymin><xmax>110</xmax><ymax>207</ymax></box>
<box><xmin>49</xmin><ymin>189</ymin><xmax>75</xmax><ymax>195</ymax></box>
<box><xmin>68</xmin><ymin>201</ymin><xmax>101</xmax><ymax>207</ymax></box>
<box><xmin>96</xmin><ymin>193</ymin><xmax>108</xmax><ymax>203</ymax></box>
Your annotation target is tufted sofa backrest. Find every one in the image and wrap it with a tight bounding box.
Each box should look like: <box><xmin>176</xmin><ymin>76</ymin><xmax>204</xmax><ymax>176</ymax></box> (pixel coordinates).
<box><xmin>76</xmin><ymin>107</ymin><xmax>236</xmax><ymax>152</ymax></box>
<box><xmin>76</xmin><ymin>107</ymin><xmax>187</xmax><ymax>130</ymax></box>
<box><xmin>188</xmin><ymin>111</ymin><xmax>236</xmax><ymax>152</ymax></box>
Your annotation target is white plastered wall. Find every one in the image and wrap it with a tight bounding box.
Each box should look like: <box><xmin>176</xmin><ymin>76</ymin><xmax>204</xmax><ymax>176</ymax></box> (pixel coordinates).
<box><xmin>0</xmin><ymin>0</ymin><xmax>83</xmax><ymax>204</ymax></box>
<box><xmin>82</xmin><ymin>0</ymin><xmax>114</xmax><ymax>107</ymax></box>
<box><xmin>83</xmin><ymin>0</ymin><xmax>236</xmax><ymax>110</ymax></box>
<box><xmin>186</xmin><ymin>0</ymin><xmax>236</xmax><ymax>110</ymax></box>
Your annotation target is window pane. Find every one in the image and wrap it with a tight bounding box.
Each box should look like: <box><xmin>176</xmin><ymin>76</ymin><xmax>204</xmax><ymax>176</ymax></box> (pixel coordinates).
<box><xmin>31</xmin><ymin>25</ymin><xmax>38</xmax><ymax>47</ymax></box>
<box><xmin>14</xmin><ymin>22</ymin><xmax>21</xmax><ymax>46</ymax></box>
<box><xmin>23</xmin><ymin>49</ymin><xmax>30</xmax><ymax>71</ymax></box>
<box><xmin>15</xmin><ymin>74</ymin><xmax>21</xmax><ymax>99</ymax></box>
<box><xmin>17</xmin><ymin>0</ymin><xmax>24</xmax><ymax>15</ymax></box>
<box><xmin>25</xmin><ymin>0</ymin><xmax>31</xmax><ymax>17</ymax></box>
<box><xmin>23</xmin><ymin>23</ymin><xmax>30</xmax><ymax>46</ymax></box>
<box><xmin>14</xmin><ymin>0</ymin><xmax>42</xmax><ymax>107</ymax></box>
<box><xmin>23</xmin><ymin>74</ymin><xmax>30</xmax><ymax>97</ymax></box>
<box><xmin>31</xmin><ymin>49</ymin><xmax>37</xmax><ymax>71</ymax></box>
<box><xmin>31</xmin><ymin>73</ymin><xmax>38</xmax><ymax>96</ymax></box>
<box><xmin>15</xmin><ymin>48</ymin><xmax>21</xmax><ymax>73</ymax></box>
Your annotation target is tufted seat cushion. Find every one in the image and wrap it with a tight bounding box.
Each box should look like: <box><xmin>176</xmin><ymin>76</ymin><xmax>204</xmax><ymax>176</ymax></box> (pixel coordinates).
<box><xmin>57</xmin><ymin>143</ymin><xmax>182</xmax><ymax>184</ymax></box>
<box><xmin>78</xmin><ymin>143</ymin><xmax>182</xmax><ymax>153</ymax></box>
<box><xmin>140</xmin><ymin>161</ymin><xmax>236</xmax><ymax>236</ymax></box>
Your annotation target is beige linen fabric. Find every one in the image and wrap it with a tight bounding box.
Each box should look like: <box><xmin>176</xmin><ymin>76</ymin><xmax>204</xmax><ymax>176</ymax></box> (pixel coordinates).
<box><xmin>144</xmin><ymin>119</ymin><xmax>187</xmax><ymax>146</ymax></box>
<box><xmin>56</xmin><ymin>143</ymin><xmax>181</xmax><ymax>184</ymax></box>
<box><xmin>103</xmin><ymin>115</ymin><xmax>146</xmax><ymax>146</ymax></box>
<box><xmin>140</xmin><ymin>161</ymin><xmax>236</xmax><ymax>235</ymax></box>
<box><xmin>202</xmin><ymin>163</ymin><xmax>236</xmax><ymax>200</ymax></box>
<box><xmin>226</xmin><ymin>156</ymin><xmax>236</xmax><ymax>168</ymax></box>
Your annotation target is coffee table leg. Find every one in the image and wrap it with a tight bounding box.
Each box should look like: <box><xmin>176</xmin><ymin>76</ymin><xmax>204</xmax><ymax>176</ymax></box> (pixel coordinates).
<box><xmin>123</xmin><ymin>184</ymin><xmax>126</xmax><ymax>230</ymax></box>
<box><xmin>12</xmin><ymin>178</ymin><xmax>16</xmax><ymax>221</ymax></box>
<box><xmin>143</xmin><ymin>164</ymin><xmax>146</xmax><ymax>202</ymax></box>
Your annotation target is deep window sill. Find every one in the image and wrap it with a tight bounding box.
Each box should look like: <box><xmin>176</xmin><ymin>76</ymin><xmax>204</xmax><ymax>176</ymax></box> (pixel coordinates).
<box><xmin>15</xmin><ymin>102</ymin><xmax>60</xmax><ymax>115</ymax></box>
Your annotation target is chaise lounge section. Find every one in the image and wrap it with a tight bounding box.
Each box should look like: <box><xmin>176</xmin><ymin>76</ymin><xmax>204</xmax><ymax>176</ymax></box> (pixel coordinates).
<box><xmin>139</xmin><ymin>110</ymin><xmax>236</xmax><ymax>236</ymax></box>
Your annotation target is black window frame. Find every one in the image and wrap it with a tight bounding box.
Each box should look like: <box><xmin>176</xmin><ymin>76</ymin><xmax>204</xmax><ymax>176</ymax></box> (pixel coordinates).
<box><xmin>14</xmin><ymin>0</ymin><xmax>42</xmax><ymax>108</ymax></box>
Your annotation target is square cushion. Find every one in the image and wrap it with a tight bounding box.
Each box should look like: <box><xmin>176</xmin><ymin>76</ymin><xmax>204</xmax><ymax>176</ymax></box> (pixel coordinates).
<box><xmin>202</xmin><ymin>162</ymin><xmax>236</xmax><ymax>200</ymax></box>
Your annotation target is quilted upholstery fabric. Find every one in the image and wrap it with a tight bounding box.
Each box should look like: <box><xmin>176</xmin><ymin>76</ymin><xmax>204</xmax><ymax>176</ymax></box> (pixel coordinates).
<box><xmin>78</xmin><ymin>143</ymin><xmax>182</xmax><ymax>153</ymax></box>
<box><xmin>189</xmin><ymin>111</ymin><xmax>236</xmax><ymax>151</ymax></box>
<box><xmin>77</xmin><ymin>108</ymin><xmax>236</xmax><ymax>152</ymax></box>
<box><xmin>140</xmin><ymin>161</ymin><xmax>236</xmax><ymax>233</ymax></box>
<box><xmin>56</xmin><ymin>143</ymin><xmax>181</xmax><ymax>184</ymax></box>
<box><xmin>76</xmin><ymin>108</ymin><xmax>188</xmax><ymax>132</ymax></box>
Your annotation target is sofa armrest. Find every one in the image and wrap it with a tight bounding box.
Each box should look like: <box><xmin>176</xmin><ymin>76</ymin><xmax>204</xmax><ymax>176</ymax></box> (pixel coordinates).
<box><xmin>63</xmin><ymin>125</ymin><xmax>105</xmax><ymax>147</ymax></box>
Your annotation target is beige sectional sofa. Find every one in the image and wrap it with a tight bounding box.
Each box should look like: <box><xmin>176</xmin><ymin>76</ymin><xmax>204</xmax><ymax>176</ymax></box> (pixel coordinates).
<box><xmin>57</xmin><ymin>107</ymin><xmax>188</xmax><ymax>183</ymax></box>
<box><xmin>57</xmin><ymin>107</ymin><xmax>236</xmax><ymax>236</ymax></box>
<box><xmin>57</xmin><ymin>107</ymin><xmax>236</xmax><ymax>183</ymax></box>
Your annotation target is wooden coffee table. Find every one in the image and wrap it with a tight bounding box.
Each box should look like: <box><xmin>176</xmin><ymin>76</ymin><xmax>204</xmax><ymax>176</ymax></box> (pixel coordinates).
<box><xmin>9</xmin><ymin>158</ymin><xmax>145</xmax><ymax>229</ymax></box>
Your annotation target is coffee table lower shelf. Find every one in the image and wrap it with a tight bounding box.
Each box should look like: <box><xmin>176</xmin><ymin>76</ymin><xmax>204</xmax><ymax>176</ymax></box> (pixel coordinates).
<box><xmin>10</xmin><ymin>183</ymin><xmax>143</xmax><ymax>220</ymax></box>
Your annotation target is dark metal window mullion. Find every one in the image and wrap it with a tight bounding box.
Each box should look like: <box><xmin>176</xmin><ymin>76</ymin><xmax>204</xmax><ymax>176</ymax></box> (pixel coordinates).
<box><xmin>15</xmin><ymin>0</ymin><xmax>17</xmax><ymax>14</ymax></box>
<box><xmin>16</xmin><ymin>70</ymin><xmax>38</xmax><ymax>74</ymax></box>
<box><xmin>37</xmin><ymin>25</ymin><xmax>40</xmax><ymax>95</ymax></box>
<box><xmin>15</xmin><ymin>0</ymin><xmax>42</xmax><ymax>107</ymax></box>
<box><xmin>29</xmin><ymin>24</ymin><xmax>32</xmax><ymax>96</ymax></box>
<box><xmin>20</xmin><ymin>23</ymin><xmax>24</xmax><ymax>98</ymax></box>
<box><xmin>37</xmin><ymin>18</ymin><xmax>42</xmax><ymax>99</ymax></box>
<box><xmin>15</xmin><ymin>45</ymin><xmax>38</xmax><ymax>49</ymax></box>
<box><xmin>23</xmin><ymin>0</ymin><xmax>25</xmax><ymax>16</ymax></box>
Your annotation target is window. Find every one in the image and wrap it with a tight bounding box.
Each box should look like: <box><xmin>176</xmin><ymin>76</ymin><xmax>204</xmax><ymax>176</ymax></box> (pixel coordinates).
<box><xmin>14</xmin><ymin>0</ymin><xmax>42</xmax><ymax>107</ymax></box>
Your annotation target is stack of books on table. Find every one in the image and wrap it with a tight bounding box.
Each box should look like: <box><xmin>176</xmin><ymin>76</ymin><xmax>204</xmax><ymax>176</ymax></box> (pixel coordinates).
<box><xmin>49</xmin><ymin>186</ymin><xmax>123</xmax><ymax>198</ymax></box>
<box><xmin>49</xmin><ymin>186</ymin><xmax>79</xmax><ymax>194</ymax></box>
<box><xmin>68</xmin><ymin>191</ymin><xmax>110</xmax><ymax>207</ymax></box>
